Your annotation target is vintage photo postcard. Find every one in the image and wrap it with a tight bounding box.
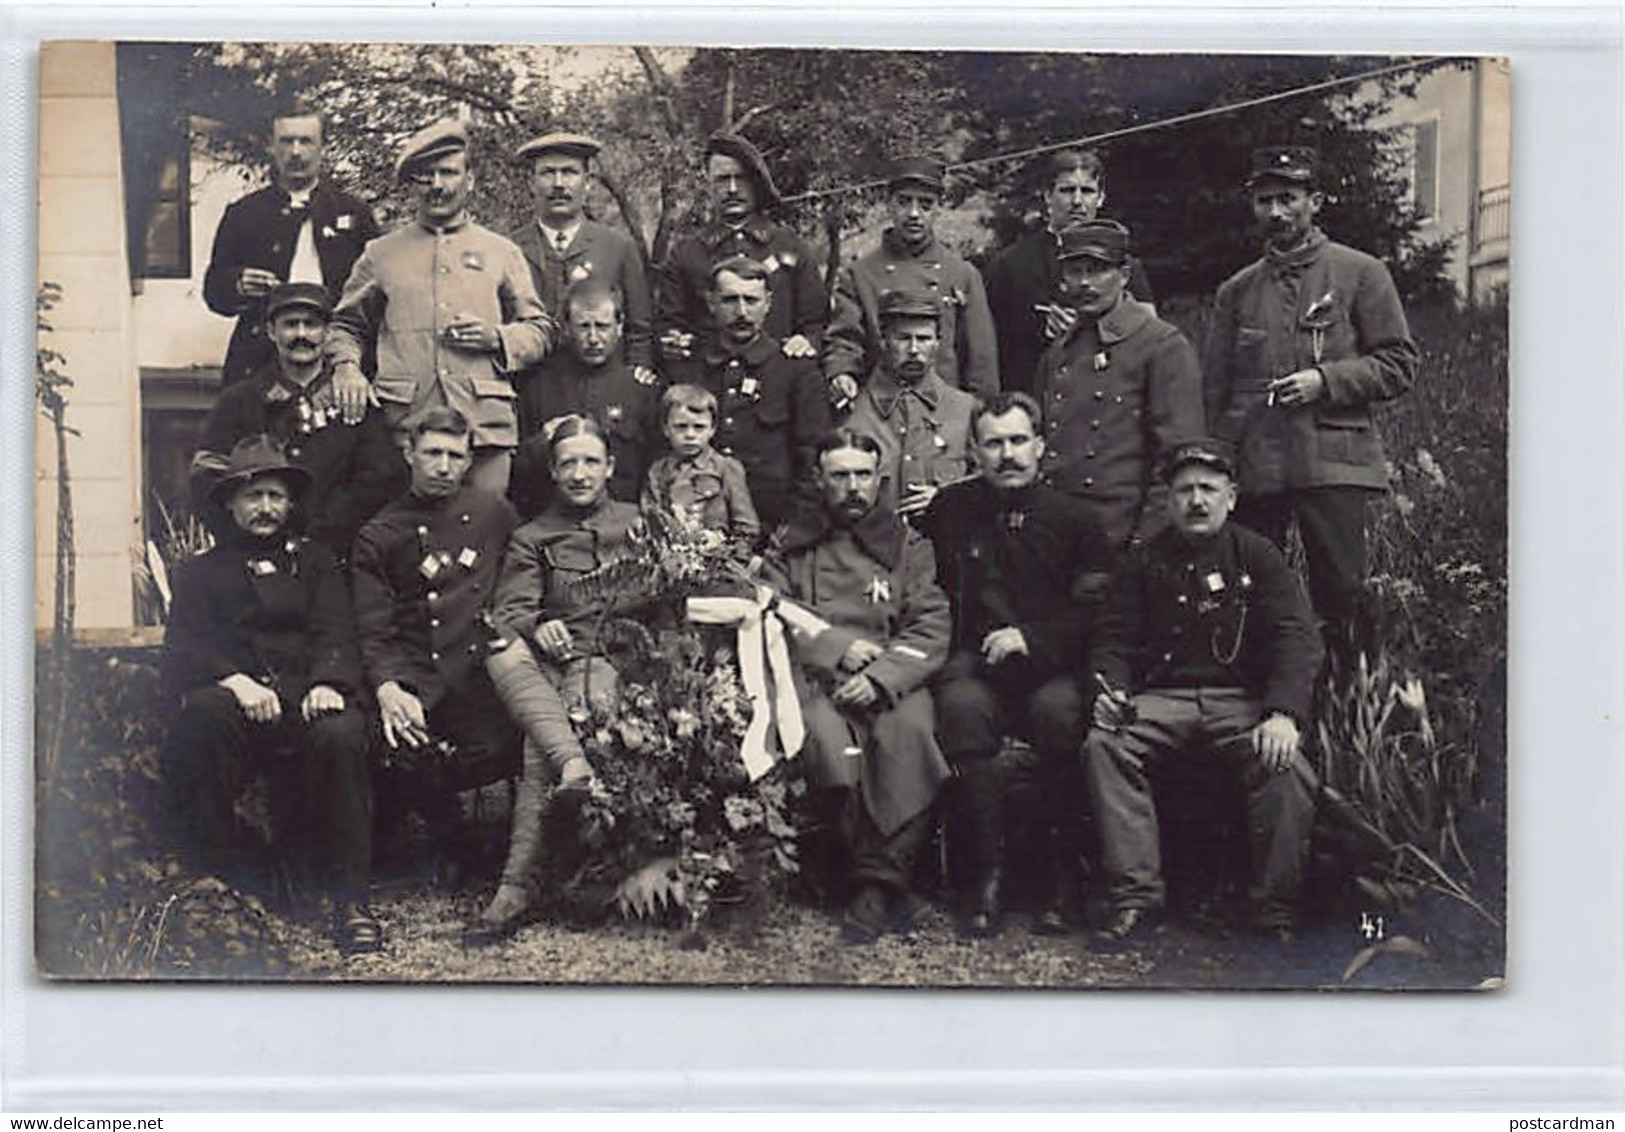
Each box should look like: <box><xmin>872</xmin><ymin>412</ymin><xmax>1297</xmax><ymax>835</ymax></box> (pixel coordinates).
<box><xmin>33</xmin><ymin>41</ymin><xmax>1507</xmax><ymax>989</ymax></box>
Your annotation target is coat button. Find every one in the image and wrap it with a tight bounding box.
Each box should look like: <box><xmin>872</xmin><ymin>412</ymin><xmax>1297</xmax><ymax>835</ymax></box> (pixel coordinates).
<box><xmin>1083</xmin><ymin>476</ymin><xmax>1094</xmax><ymax>487</ymax></box>
<box><xmin>1085</xmin><ymin>450</ymin><xmax>1096</xmax><ymax>459</ymax></box>
<box><xmin>1091</xmin><ymin>419</ymin><xmax>1101</xmax><ymax>428</ymax></box>
<box><xmin>430</xmin><ymin>617</ymin><xmax>441</xmax><ymax>628</ymax></box>
<box><xmin>1094</xmin><ymin>390</ymin><xmax>1105</xmax><ymax>400</ymax></box>
<box><xmin>461</xmin><ymin>514</ymin><xmax>471</xmax><ymax>523</ymax></box>
<box><xmin>427</xmin><ymin>591</ymin><xmax>440</xmax><ymax>603</ymax></box>
<box><xmin>430</xmin><ymin>650</ymin><xmax>441</xmax><ymax>661</ymax></box>
<box><xmin>1162</xmin><ymin>652</ymin><xmax>1174</xmax><ymax>663</ymax></box>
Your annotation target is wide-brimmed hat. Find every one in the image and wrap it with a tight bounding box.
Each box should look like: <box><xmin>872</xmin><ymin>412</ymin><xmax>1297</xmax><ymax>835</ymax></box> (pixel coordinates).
<box><xmin>704</xmin><ymin>131</ymin><xmax>781</xmax><ymax>209</ymax></box>
<box><xmin>206</xmin><ymin>435</ymin><xmax>312</xmax><ymax>511</ymax></box>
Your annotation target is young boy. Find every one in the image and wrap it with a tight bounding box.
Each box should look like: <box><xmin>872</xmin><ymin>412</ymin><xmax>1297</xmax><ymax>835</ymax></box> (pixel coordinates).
<box><xmin>642</xmin><ymin>384</ymin><xmax>761</xmax><ymax>544</ymax></box>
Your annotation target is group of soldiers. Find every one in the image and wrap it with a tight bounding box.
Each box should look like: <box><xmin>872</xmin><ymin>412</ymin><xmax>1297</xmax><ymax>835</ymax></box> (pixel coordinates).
<box><xmin>167</xmin><ymin>105</ymin><xmax>1418</xmax><ymax>956</ymax></box>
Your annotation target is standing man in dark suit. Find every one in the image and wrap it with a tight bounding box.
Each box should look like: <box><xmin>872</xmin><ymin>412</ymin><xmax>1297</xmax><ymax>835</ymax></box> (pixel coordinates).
<box><xmin>204</xmin><ymin>109</ymin><xmax>380</xmax><ymax>388</ymax></box>
<box><xmin>1204</xmin><ymin>146</ymin><xmax>1418</xmax><ymax>645</ymax></box>
<box><xmin>983</xmin><ymin>149</ymin><xmax>1155</xmax><ymax>395</ymax></box>
<box><xmin>508</xmin><ymin>129</ymin><xmax>657</xmax><ymax>426</ymax></box>
<box><xmin>656</xmin><ymin>132</ymin><xmax>826</xmax><ymax>370</ymax></box>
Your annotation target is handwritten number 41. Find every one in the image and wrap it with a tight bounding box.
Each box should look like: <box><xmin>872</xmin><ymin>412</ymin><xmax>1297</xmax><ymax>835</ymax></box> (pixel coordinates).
<box><xmin>1359</xmin><ymin>912</ymin><xmax>1386</xmax><ymax>941</ymax></box>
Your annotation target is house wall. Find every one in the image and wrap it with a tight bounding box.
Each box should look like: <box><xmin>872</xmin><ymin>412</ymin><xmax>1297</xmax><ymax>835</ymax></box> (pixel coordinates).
<box><xmin>36</xmin><ymin>42</ymin><xmax>142</xmax><ymax>631</ymax></box>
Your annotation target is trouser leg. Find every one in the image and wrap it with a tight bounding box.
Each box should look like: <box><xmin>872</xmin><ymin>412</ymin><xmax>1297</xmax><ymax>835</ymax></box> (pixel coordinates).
<box><xmin>851</xmin><ymin>803</ymin><xmax>933</xmax><ymax>894</ymax></box>
<box><xmin>1083</xmin><ymin>691</ymin><xmax>1193</xmax><ymax>912</ymax></box>
<box><xmin>1027</xmin><ymin>673</ymin><xmax>1089</xmax><ymax>908</ymax></box>
<box><xmin>163</xmin><ymin>687</ymin><xmax>252</xmax><ymax>870</ymax></box>
<box><xmin>1232</xmin><ymin>492</ymin><xmax>1294</xmax><ymax>554</ymax></box>
<box><xmin>303</xmin><ymin>706</ymin><xmax>373</xmax><ymax>903</ymax></box>
<box><xmin>935</xmin><ymin>667</ymin><xmax>1004</xmax><ymax>895</ymax></box>
<box><xmin>1292</xmin><ymin>487</ymin><xmax>1371</xmax><ymax>656</ymax></box>
<box><xmin>1201</xmin><ymin>688</ymin><xmax>1315</xmax><ymax>928</ymax></box>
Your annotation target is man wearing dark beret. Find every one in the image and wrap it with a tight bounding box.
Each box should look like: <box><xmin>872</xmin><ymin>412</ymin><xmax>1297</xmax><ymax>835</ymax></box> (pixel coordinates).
<box><xmin>825</xmin><ymin>157</ymin><xmax>1000</xmax><ymax>403</ymax></box>
<box><xmin>507</xmin><ymin>130</ymin><xmax>657</xmax><ymax>417</ymax></box>
<box><xmin>203</xmin><ymin>109</ymin><xmax>380</xmax><ymax>387</ymax></box>
<box><xmin>1083</xmin><ymin>438</ymin><xmax>1323</xmax><ymax>949</ymax></box>
<box><xmin>1204</xmin><ymin>146</ymin><xmax>1418</xmax><ymax>649</ymax></box>
<box><xmin>327</xmin><ymin>118</ymin><xmax>556</xmax><ymax>497</ymax></box>
<box><xmin>1031</xmin><ymin>219</ymin><xmax>1203</xmax><ymax>552</ymax></box>
<box><xmin>655</xmin><ymin>131</ymin><xmax>827</xmax><ymax>369</ymax></box>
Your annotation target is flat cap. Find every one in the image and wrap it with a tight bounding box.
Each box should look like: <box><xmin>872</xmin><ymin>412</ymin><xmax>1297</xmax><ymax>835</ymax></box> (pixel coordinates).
<box><xmin>704</xmin><ymin>131</ymin><xmax>781</xmax><ymax>208</ymax></box>
<box><xmin>1056</xmin><ymin>219</ymin><xmax>1132</xmax><ymax>265</ymax></box>
<box><xmin>889</xmin><ymin>155</ymin><xmax>946</xmax><ymax>194</ymax></box>
<box><xmin>1158</xmin><ymin>437</ymin><xmax>1237</xmax><ymax>482</ymax></box>
<box><xmin>1247</xmin><ymin>145</ymin><xmax>1320</xmax><ymax>187</ymax></box>
<box><xmin>262</xmin><ymin>281</ymin><xmax>331</xmax><ymax>323</ymax></box>
<box><xmin>877</xmin><ymin>289</ymin><xmax>942</xmax><ymax>323</ymax></box>
<box><xmin>396</xmin><ymin>118</ymin><xmax>468</xmax><ymax>181</ymax></box>
<box><xmin>516</xmin><ymin>131</ymin><xmax>602</xmax><ymax>163</ymax></box>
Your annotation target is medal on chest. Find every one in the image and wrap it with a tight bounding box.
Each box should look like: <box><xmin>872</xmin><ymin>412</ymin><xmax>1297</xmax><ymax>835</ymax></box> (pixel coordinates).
<box><xmin>867</xmin><ymin>575</ymin><xmax>892</xmax><ymax>605</ymax></box>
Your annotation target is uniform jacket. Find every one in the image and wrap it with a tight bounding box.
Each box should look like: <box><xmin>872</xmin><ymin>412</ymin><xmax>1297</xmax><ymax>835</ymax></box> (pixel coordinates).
<box><xmin>840</xmin><ymin>368</ymin><xmax>977</xmax><ymax>514</ymax></box>
<box><xmin>351</xmin><ymin>483</ymin><xmax>519</xmax><ymax>709</ymax></box>
<box><xmin>509</xmin><ymin>351</ymin><xmax>661</xmax><ymax>517</ymax></box>
<box><xmin>162</xmin><ymin>531</ymin><xmax>361</xmax><ymax>705</ymax></box>
<box><xmin>656</xmin><ymin>213</ymin><xmax>827</xmax><ymax>357</ymax></box>
<box><xmin>823</xmin><ymin>231</ymin><xmax>1000</xmax><ymax>397</ymax></box>
<box><xmin>327</xmin><ymin>215</ymin><xmax>556</xmax><ymax>449</ymax></box>
<box><xmin>1204</xmin><ymin>229</ymin><xmax>1418</xmax><ymax>494</ymax></box>
<box><xmin>1032</xmin><ymin>295</ymin><xmax>1204</xmax><ymax>549</ymax></box>
<box><xmin>641</xmin><ymin>449</ymin><xmax>760</xmax><ymax>543</ymax></box>
<box><xmin>666</xmin><ymin>333</ymin><xmax>831</xmax><ymax>532</ymax></box>
<box><xmin>919</xmin><ymin>478</ymin><xmax>1110</xmax><ymax>671</ymax></box>
<box><xmin>511</xmin><ymin>218</ymin><xmax>653</xmax><ymax>368</ymax></box>
<box><xmin>761</xmin><ymin>504</ymin><xmax>952</xmax><ymax>834</ymax></box>
<box><xmin>203</xmin><ymin>181</ymin><xmax>380</xmax><ymax>386</ymax></box>
<box><xmin>190</xmin><ymin>360</ymin><xmax>406</xmax><ymax>558</ymax></box>
<box><xmin>1091</xmin><ymin>521</ymin><xmax>1323</xmax><ymax>723</ymax></box>
<box><xmin>488</xmin><ymin>497</ymin><xmax>645</xmax><ymax>659</ymax></box>
<box><xmin>982</xmin><ymin>226</ymin><xmax>1155</xmax><ymax>395</ymax></box>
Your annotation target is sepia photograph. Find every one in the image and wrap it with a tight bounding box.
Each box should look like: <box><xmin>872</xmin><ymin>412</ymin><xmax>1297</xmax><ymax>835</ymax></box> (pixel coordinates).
<box><xmin>33</xmin><ymin>40</ymin><xmax>1508</xmax><ymax>990</ymax></box>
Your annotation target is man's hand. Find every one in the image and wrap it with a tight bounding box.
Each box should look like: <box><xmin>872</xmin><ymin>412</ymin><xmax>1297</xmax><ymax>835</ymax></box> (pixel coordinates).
<box><xmin>443</xmin><ymin>316</ymin><xmax>499</xmax><ymax>354</ymax></box>
<box><xmin>333</xmin><ymin>363</ymin><xmax>376</xmax><ymax>426</ymax></box>
<box><xmin>831</xmin><ymin>672</ymin><xmax>881</xmax><ymax>709</ymax></box>
<box><xmin>220</xmin><ymin>673</ymin><xmax>282</xmax><ymax>724</ymax></box>
<box><xmin>838</xmin><ymin>638</ymin><xmax>883</xmax><ymax>673</ymax></box>
<box><xmin>237</xmin><ymin>267</ymin><xmax>281</xmax><ymax>299</ymax></box>
<box><xmin>980</xmin><ymin>626</ymin><xmax>1029</xmax><ymax>666</ymax></box>
<box><xmin>897</xmin><ymin>482</ymin><xmax>939</xmax><ymax>517</ymax></box>
<box><xmin>829</xmin><ymin>373</ymin><xmax>859</xmax><ymax>410</ymax></box>
<box><xmin>1092</xmin><ymin>690</ymin><xmax>1135</xmax><ymax>732</ymax></box>
<box><xmin>1267</xmin><ymin>368</ymin><xmax>1326</xmax><ymax>407</ymax></box>
<box><xmin>300</xmin><ymin>684</ymin><xmax>345</xmax><ymax>721</ymax></box>
<box><xmin>377</xmin><ymin>680</ymin><xmax>429</xmax><ymax>750</ymax></box>
<box><xmin>659</xmin><ymin>328</ymin><xmax>694</xmax><ymax>361</ymax></box>
<box><xmin>534</xmin><ymin>619</ymin><xmax>577</xmax><ymax>663</ymax></box>
<box><xmin>1038</xmin><ymin>302</ymin><xmax>1078</xmax><ymax>340</ymax></box>
<box><xmin>781</xmin><ymin>334</ymin><xmax>816</xmax><ymax>359</ymax></box>
<box><xmin>632</xmin><ymin>364</ymin><xmax>659</xmax><ymax>387</ymax></box>
<box><xmin>1251</xmin><ymin>712</ymin><xmax>1301</xmax><ymax>773</ymax></box>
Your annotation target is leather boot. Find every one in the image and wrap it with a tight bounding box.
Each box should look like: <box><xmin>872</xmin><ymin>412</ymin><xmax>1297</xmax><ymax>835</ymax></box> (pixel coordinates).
<box><xmin>955</xmin><ymin>757</ymin><xmax>1004</xmax><ymax>938</ymax></box>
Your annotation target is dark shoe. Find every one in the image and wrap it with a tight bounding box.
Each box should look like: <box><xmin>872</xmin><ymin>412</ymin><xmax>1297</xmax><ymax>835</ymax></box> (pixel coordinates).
<box><xmin>335</xmin><ymin>903</ymin><xmax>384</xmax><ymax>957</ymax></box>
<box><xmin>465</xmin><ymin>883</ymin><xmax>531</xmax><ymax>946</ymax></box>
<box><xmin>1032</xmin><ymin>903</ymin><xmax>1069</xmax><ymax>936</ymax></box>
<box><xmin>840</xmin><ymin>885</ymin><xmax>888</xmax><ymax>945</ymax></box>
<box><xmin>890</xmin><ymin>890</ymin><xmax>934</xmax><ymax>937</ymax></box>
<box><xmin>1090</xmin><ymin>906</ymin><xmax>1159</xmax><ymax>952</ymax></box>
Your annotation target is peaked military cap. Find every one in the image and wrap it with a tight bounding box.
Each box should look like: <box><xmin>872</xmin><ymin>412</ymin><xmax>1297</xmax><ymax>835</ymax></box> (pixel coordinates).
<box><xmin>877</xmin><ymin>289</ymin><xmax>942</xmax><ymax>323</ymax></box>
<box><xmin>515</xmin><ymin>131</ymin><xmax>603</xmax><ymax>163</ymax></box>
<box><xmin>1056</xmin><ymin>219</ymin><xmax>1132</xmax><ymax>265</ymax></box>
<box><xmin>704</xmin><ymin>131</ymin><xmax>782</xmax><ymax>208</ymax></box>
<box><xmin>888</xmin><ymin>155</ymin><xmax>947</xmax><ymax>194</ymax></box>
<box><xmin>262</xmin><ymin>281</ymin><xmax>331</xmax><ymax>324</ymax></box>
<box><xmin>207</xmin><ymin>435</ymin><xmax>313</xmax><ymax>508</ymax></box>
<box><xmin>1247</xmin><ymin>145</ymin><xmax>1321</xmax><ymax>187</ymax></box>
<box><xmin>395</xmin><ymin>118</ymin><xmax>469</xmax><ymax>181</ymax></box>
<box><xmin>1158</xmin><ymin>437</ymin><xmax>1238</xmax><ymax>483</ymax></box>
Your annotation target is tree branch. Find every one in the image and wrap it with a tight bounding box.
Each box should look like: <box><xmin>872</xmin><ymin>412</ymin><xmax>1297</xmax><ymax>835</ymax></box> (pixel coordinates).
<box><xmin>729</xmin><ymin>101</ymin><xmax>781</xmax><ymax>134</ymax></box>
<box><xmin>632</xmin><ymin>47</ymin><xmax>684</xmax><ymax>139</ymax></box>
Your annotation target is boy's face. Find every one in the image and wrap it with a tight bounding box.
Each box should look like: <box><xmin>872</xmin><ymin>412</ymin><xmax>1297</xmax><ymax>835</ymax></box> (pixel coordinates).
<box><xmin>664</xmin><ymin>404</ymin><xmax>716</xmax><ymax>459</ymax></box>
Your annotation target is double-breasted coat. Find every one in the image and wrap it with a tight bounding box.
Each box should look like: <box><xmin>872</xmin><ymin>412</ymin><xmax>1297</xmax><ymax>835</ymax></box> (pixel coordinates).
<box><xmin>1032</xmin><ymin>295</ymin><xmax>1204</xmax><ymax>549</ymax></box>
<box><xmin>823</xmin><ymin>231</ymin><xmax>1000</xmax><ymax>397</ymax></box>
<box><xmin>510</xmin><ymin>219</ymin><xmax>654</xmax><ymax>369</ymax></box>
<box><xmin>761</xmin><ymin>505</ymin><xmax>952</xmax><ymax>835</ymax></box>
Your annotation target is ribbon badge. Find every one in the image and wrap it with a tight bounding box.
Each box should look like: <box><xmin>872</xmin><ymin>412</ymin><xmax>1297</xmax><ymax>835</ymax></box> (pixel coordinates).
<box><xmin>686</xmin><ymin>584</ymin><xmax>827</xmax><ymax>780</ymax></box>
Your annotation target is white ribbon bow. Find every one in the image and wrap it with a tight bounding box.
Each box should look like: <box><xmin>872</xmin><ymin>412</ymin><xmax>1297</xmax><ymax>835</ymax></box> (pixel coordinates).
<box><xmin>686</xmin><ymin>584</ymin><xmax>825</xmax><ymax>780</ymax></box>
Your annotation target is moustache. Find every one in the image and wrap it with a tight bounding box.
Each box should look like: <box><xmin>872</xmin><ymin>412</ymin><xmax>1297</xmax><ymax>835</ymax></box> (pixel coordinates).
<box><xmin>996</xmin><ymin>459</ymin><xmax>1024</xmax><ymax>473</ymax></box>
<box><xmin>289</xmin><ymin>338</ymin><xmax>319</xmax><ymax>350</ymax></box>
